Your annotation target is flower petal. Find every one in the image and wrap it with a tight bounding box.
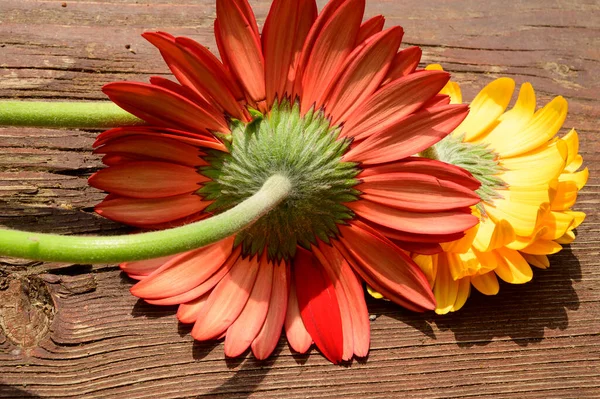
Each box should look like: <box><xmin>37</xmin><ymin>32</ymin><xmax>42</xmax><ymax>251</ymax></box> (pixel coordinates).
<box><xmin>357</xmin><ymin>171</ymin><xmax>480</xmax><ymax>212</ymax></box>
<box><xmin>177</xmin><ymin>293</ymin><xmax>210</xmax><ymax>324</ymax></box>
<box><xmin>89</xmin><ymin>161</ymin><xmax>207</xmax><ymax>199</ymax></box>
<box><xmin>344</xmin><ymin>104</ymin><xmax>469</xmax><ymax>163</ymax></box>
<box><xmin>191</xmin><ymin>255</ymin><xmax>260</xmax><ymax>341</ymax></box>
<box><xmin>382</xmin><ymin>46</ymin><xmax>422</xmax><ymax>85</ymax></box>
<box><xmin>130</xmin><ymin>236</ymin><xmax>235</xmax><ymax>299</ymax></box>
<box><xmin>335</xmin><ymin>221</ymin><xmax>436</xmax><ymax>312</ymax></box>
<box><xmin>102</xmin><ymin>82</ymin><xmax>229</xmax><ymax>134</ymax></box>
<box><xmin>356</xmin><ymin>15</ymin><xmax>385</xmax><ymax>44</ymax></box>
<box><xmin>299</xmin><ymin>0</ymin><xmax>365</xmax><ymax>113</ymax></box>
<box><xmin>432</xmin><ymin>254</ymin><xmax>459</xmax><ymax>315</ymax></box>
<box><xmin>471</xmin><ymin>272</ymin><xmax>500</xmax><ymax>295</ymax></box>
<box><xmin>494</xmin><ymin>247</ymin><xmax>533</xmax><ymax>284</ymax></box>
<box><xmin>225</xmin><ymin>255</ymin><xmax>274</xmax><ymax>357</ymax></box>
<box><xmin>94</xmin><ymin>135</ymin><xmax>206</xmax><ymax>167</ymax></box>
<box><xmin>348</xmin><ymin>200</ymin><xmax>478</xmax><ymax>235</ymax></box>
<box><xmin>341</xmin><ymin>70</ymin><xmax>452</xmax><ymax>140</ymax></box>
<box><xmin>294</xmin><ymin>247</ymin><xmax>344</xmax><ymax>364</ymax></box>
<box><xmin>284</xmin><ymin>274</ymin><xmax>313</xmax><ymax>354</ymax></box>
<box><xmin>326</xmin><ymin>27</ymin><xmax>404</xmax><ymax>125</ymax></box>
<box><xmin>251</xmin><ymin>260</ymin><xmax>289</xmax><ymax>360</ymax></box>
<box><xmin>95</xmin><ymin>194</ymin><xmax>210</xmax><ymax>227</ymax></box>
<box><xmin>216</xmin><ymin>0</ymin><xmax>265</xmax><ymax>105</ymax></box>
<box><xmin>120</xmin><ymin>254</ymin><xmax>177</xmax><ymax>278</ymax></box>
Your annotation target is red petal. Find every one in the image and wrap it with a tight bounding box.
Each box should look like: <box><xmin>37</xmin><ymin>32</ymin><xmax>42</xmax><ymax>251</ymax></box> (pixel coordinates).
<box><xmin>359</xmin><ymin>157</ymin><xmax>481</xmax><ymax>191</ymax></box>
<box><xmin>145</xmin><ymin>246</ymin><xmax>241</xmax><ymax>306</ymax></box>
<box><xmin>177</xmin><ymin>293</ymin><xmax>210</xmax><ymax>324</ymax></box>
<box><xmin>262</xmin><ymin>0</ymin><xmax>317</xmax><ymax>107</ymax></box>
<box><xmin>348</xmin><ymin>199</ymin><xmax>478</xmax><ymax>235</ymax></box>
<box><xmin>294</xmin><ymin>247</ymin><xmax>343</xmax><ymax>364</ymax></box>
<box><xmin>326</xmin><ymin>27</ymin><xmax>404</xmax><ymax>125</ymax></box>
<box><xmin>356</xmin><ymin>172</ymin><xmax>480</xmax><ymax>212</ymax></box>
<box><xmin>94</xmin><ymin>126</ymin><xmax>226</xmax><ymax>152</ymax></box>
<box><xmin>382</xmin><ymin>46</ymin><xmax>422</xmax><ymax>85</ymax></box>
<box><xmin>120</xmin><ymin>254</ymin><xmax>178</xmax><ymax>277</ymax></box>
<box><xmin>358</xmin><ymin>218</ymin><xmax>465</xmax><ymax>244</ymax></box>
<box><xmin>299</xmin><ymin>0</ymin><xmax>365</xmax><ymax>113</ymax></box>
<box><xmin>251</xmin><ymin>260</ymin><xmax>289</xmax><ymax>360</ymax></box>
<box><xmin>356</xmin><ymin>15</ymin><xmax>385</xmax><ymax>44</ymax></box>
<box><xmin>89</xmin><ymin>161</ymin><xmax>207</xmax><ymax>198</ymax></box>
<box><xmin>392</xmin><ymin>240</ymin><xmax>443</xmax><ymax>255</ymax></box>
<box><xmin>344</xmin><ymin>104</ymin><xmax>469</xmax><ymax>164</ymax></box>
<box><xmin>341</xmin><ymin>70</ymin><xmax>450</xmax><ymax>140</ymax></box>
<box><xmin>216</xmin><ymin>0</ymin><xmax>265</xmax><ymax>105</ymax></box>
<box><xmin>149</xmin><ymin>75</ymin><xmax>215</xmax><ymax>112</ymax></box>
<box><xmin>94</xmin><ymin>134</ymin><xmax>206</xmax><ymax>167</ymax></box>
<box><xmin>421</xmin><ymin>93</ymin><xmax>451</xmax><ymax>109</ymax></box>
<box><xmin>335</xmin><ymin>221</ymin><xmax>436</xmax><ymax>311</ymax></box>
<box><xmin>102</xmin><ymin>82</ymin><xmax>229</xmax><ymax>134</ymax></box>
<box><xmin>95</xmin><ymin>194</ymin><xmax>210</xmax><ymax>227</ymax></box>
<box><xmin>130</xmin><ymin>236</ymin><xmax>235</xmax><ymax>299</ymax></box>
<box><xmin>224</xmin><ymin>255</ymin><xmax>274</xmax><ymax>357</ymax></box>
<box><xmin>191</xmin><ymin>255</ymin><xmax>260</xmax><ymax>341</ymax></box>
<box><xmin>316</xmin><ymin>242</ymin><xmax>370</xmax><ymax>358</ymax></box>
<box><xmin>284</xmin><ymin>274</ymin><xmax>313</xmax><ymax>354</ymax></box>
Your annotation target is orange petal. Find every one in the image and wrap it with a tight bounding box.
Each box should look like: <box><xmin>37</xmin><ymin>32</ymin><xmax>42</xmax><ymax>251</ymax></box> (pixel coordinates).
<box><xmin>382</xmin><ymin>46</ymin><xmax>422</xmax><ymax>84</ymax></box>
<box><xmin>341</xmin><ymin>70</ymin><xmax>452</xmax><ymax>140</ymax></box>
<box><xmin>356</xmin><ymin>15</ymin><xmax>385</xmax><ymax>44</ymax></box>
<box><xmin>317</xmin><ymin>242</ymin><xmax>370</xmax><ymax>358</ymax></box>
<box><xmin>102</xmin><ymin>82</ymin><xmax>229</xmax><ymax>134</ymax></box>
<box><xmin>95</xmin><ymin>194</ymin><xmax>210</xmax><ymax>227</ymax></box>
<box><xmin>89</xmin><ymin>161</ymin><xmax>206</xmax><ymax>199</ymax></box>
<box><xmin>294</xmin><ymin>247</ymin><xmax>344</xmax><ymax>364</ymax></box>
<box><xmin>149</xmin><ymin>76</ymin><xmax>216</xmax><ymax>111</ymax></box>
<box><xmin>120</xmin><ymin>254</ymin><xmax>178</xmax><ymax>278</ymax></box>
<box><xmin>357</xmin><ymin>172</ymin><xmax>480</xmax><ymax>212</ymax></box>
<box><xmin>284</xmin><ymin>274</ymin><xmax>313</xmax><ymax>354</ymax></box>
<box><xmin>191</xmin><ymin>255</ymin><xmax>260</xmax><ymax>341</ymax></box>
<box><xmin>216</xmin><ymin>0</ymin><xmax>265</xmax><ymax>105</ymax></box>
<box><xmin>177</xmin><ymin>293</ymin><xmax>210</xmax><ymax>324</ymax></box>
<box><xmin>224</xmin><ymin>255</ymin><xmax>274</xmax><ymax>358</ymax></box>
<box><xmin>359</xmin><ymin>157</ymin><xmax>480</xmax><ymax>191</ymax></box>
<box><xmin>299</xmin><ymin>0</ymin><xmax>365</xmax><ymax>113</ymax></box>
<box><xmin>130</xmin><ymin>236</ymin><xmax>235</xmax><ymax>299</ymax></box>
<box><xmin>347</xmin><ymin>199</ymin><xmax>478</xmax><ymax>235</ymax></box>
<box><xmin>326</xmin><ymin>27</ymin><xmax>404</xmax><ymax>125</ymax></box>
<box><xmin>335</xmin><ymin>221</ymin><xmax>436</xmax><ymax>312</ymax></box>
<box><xmin>251</xmin><ymin>260</ymin><xmax>289</xmax><ymax>360</ymax></box>
<box><xmin>344</xmin><ymin>104</ymin><xmax>469</xmax><ymax>164</ymax></box>
<box><xmin>94</xmin><ymin>135</ymin><xmax>206</xmax><ymax>167</ymax></box>
<box><xmin>146</xmin><ymin>246</ymin><xmax>241</xmax><ymax>306</ymax></box>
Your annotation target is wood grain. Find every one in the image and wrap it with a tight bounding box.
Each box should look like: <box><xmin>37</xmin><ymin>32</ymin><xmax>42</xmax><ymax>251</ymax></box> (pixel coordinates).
<box><xmin>1</xmin><ymin>0</ymin><xmax>599</xmax><ymax>398</ymax></box>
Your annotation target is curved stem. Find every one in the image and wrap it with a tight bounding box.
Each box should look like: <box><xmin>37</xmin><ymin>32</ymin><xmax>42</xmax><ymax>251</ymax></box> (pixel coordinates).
<box><xmin>0</xmin><ymin>101</ymin><xmax>143</xmax><ymax>128</ymax></box>
<box><xmin>0</xmin><ymin>175</ymin><xmax>292</xmax><ymax>263</ymax></box>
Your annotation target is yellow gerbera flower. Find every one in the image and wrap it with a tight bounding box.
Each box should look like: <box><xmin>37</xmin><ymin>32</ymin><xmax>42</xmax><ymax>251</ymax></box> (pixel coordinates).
<box><xmin>411</xmin><ymin>65</ymin><xmax>588</xmax><ymax>314</ymax></box>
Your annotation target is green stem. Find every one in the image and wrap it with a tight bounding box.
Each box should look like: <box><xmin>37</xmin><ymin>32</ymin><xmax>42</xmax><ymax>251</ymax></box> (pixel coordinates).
<box><xmin>0</xmin><ymin>175</ymin><xmax>292</xmax><ymax>263</ymax></box>
<box><xmin>0</xmin><ymin>101</ymin><xmax>143</xmax><ymax>128</ymax></box>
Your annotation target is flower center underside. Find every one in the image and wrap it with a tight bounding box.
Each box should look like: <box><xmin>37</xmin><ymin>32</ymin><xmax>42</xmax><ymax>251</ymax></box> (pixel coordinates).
<box><xmin>199</xmin><ymin>100</ymin><xmax>360</xmax><ymax>260</ymax></box>
<box><xmin>424</xmin><ymin>134</ymin><xmax>506</xmax><ymax>213</ymax></box>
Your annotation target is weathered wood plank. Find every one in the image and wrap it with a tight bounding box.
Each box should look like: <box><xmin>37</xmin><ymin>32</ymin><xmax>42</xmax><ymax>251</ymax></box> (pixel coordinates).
<box><xmin>1</xmin><ymin>0</ymin><xmax>599</xmax><ymax>398</ymax></box>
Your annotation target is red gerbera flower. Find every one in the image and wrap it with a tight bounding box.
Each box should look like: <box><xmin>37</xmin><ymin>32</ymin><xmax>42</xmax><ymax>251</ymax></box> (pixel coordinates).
<box><xmin>89</xmin><ymin>0</ymin><xmax>480</xmax><ymax>363</ymax></box>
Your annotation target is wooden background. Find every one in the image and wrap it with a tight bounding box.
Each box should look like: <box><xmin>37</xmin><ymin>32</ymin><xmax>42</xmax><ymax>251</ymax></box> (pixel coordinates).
<box><xmin>1</xmin><ymin>0</ymin><xmax>599</xmax><ymax>397</ymax></box>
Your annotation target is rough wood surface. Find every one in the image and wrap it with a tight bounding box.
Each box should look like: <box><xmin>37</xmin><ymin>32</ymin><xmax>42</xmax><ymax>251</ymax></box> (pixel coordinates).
<box><xmin>1</xmin><ymin>0</ymin><xmax>599</xmax><ymax>398</ymax></box>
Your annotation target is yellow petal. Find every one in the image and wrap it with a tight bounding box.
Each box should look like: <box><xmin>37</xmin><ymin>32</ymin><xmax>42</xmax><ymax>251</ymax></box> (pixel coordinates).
<box><xmin>434</xmin><ymin>254</ymin><xmax>458</xmax><ymax>315</ymax></box>
<box><xmin>501</xmin><ymin>184</ymin><xmax>551</xmax><ymax>206</ymax></box>
<box><xmin>551</xmin><ymin>180</ymin><xmax>579</xmax><ymax>211</ymax></box>
<box><xmin>494</xmin><ymin>247</ymin><xmax>533</xmax><ymax>284</ymax></box>
<box><xmin>556</xmin><ymin>230</ymin><xmax>576</xmax><ymax>244</ymax></box>
<box><xmin>413</xmin><ymin>254</ymin><xmax>437</xmax><ymax>287</ymax></box>
<box><xmin>559</xmin><ymin>167</ymin><xmax>589</xmax><ymax>191</ymax></box>
<box><xmin>498</xmin><ymin>96</ymin><xmax>568</xmax><ymax>158</ymax></box>
<box><xmin>471</xmin><ymin>272</ymin><xmax>500</xmax><ymax>295</ymax></box>
<box><xmin>562</xmin><ymin>128</ymin><xmax>579</xmax><ymax>167</ymax></box>
<box><xmin>473</xmin><ymin>215</ymin><xmax>515</xmax><ymax>252</ymax></box>
<box><xmin>520</xmin><ymin>239</ymin><xmax>563</xmax><ymax>255</ymax></box>
<box><xmin>366</xmin><ymin>284</ymin><xmax>384</xmax><ymax>299</ymax></box>
<box><xmin>450</xmin><ymin>250</ymin><xmax>481</xmax><ymax>279</ymax></box>
<box><xmin>539</xmin><ymin>211</ymin><xmax>575</xmax><ymax>240</ymax></box>
<box><xmin>454</xmin><ymin>78</ymin><xmax>515</xmax><ymax>142</ymax></box>
<box><xmin>425</xmin><ymin>64</ymin><xmax>463</xmax><ymax>104</ymax></box>
<box><xmin>505</xmin><ymin>226</ymin><xmax>549</xmax><ymax>250</ymax></box>
<box><xmin>500</xmin><ymin>139</ymin><xmax>567</xmax><ymax>187</ymax></box>
<box><xmin>565</xmin><ymin>155</ymin><xmax>583</xmax><ymax>173</ymax></box>
<box><xmin>521</xmin><ymin>253</ymin><xmax>550</xmax><ymax>269</ymax></box>
<box><xmin>451</xmin><ymin>277</ymin><xmax>471</xmax><ymax>312</ymax></box>
<box><xmin>442</xmin><ymin>216</ymin><xmax>479</xmax><ymax>253</ymax></box>
<box><xmin>485</xmin><ymin>200</ymin><xmax>548</xmax><ymax>237</ymax></box>
<box><xmin>475</xmin><ymin>82</ymin><xmax>536</xmax><ymax>149</ymax></box>
<box><xmin>473</xmin><ymin>248</ymin><xmax>499</xmax><ymax>273</ymax></box>
<box><xmin>567</xmin><ymin>211</ymin><xmax>586</xmax><ymax>229</ymax></box>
